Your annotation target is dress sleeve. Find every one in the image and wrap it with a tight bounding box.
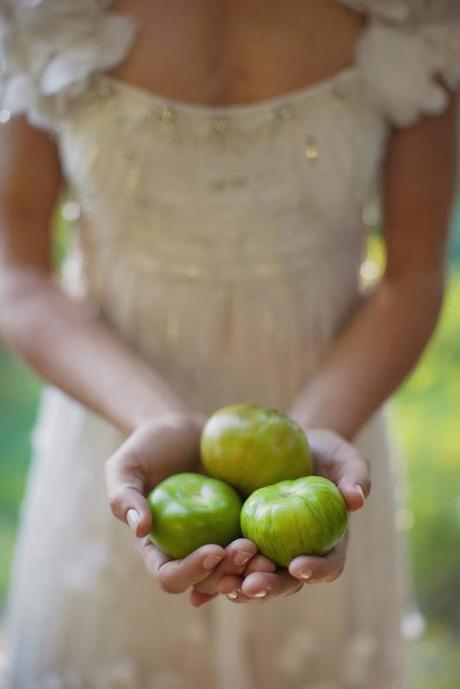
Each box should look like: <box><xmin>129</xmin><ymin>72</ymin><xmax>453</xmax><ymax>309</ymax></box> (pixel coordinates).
<box><xmin>341</xmin><ymin>0</ymin><xmax>460</xmax><ymax>126</ymax></box>
<box><xmin>0</xmin><ymin>0</ymin><xmax>136</xmax><ymax>132</ymax></box>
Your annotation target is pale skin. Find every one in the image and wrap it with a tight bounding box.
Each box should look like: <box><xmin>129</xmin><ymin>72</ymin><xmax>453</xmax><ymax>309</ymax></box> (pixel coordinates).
<box><xmin>0</xmin><ymin>0</ymin><xmax>457</xmax><ymax>606</ymax></box>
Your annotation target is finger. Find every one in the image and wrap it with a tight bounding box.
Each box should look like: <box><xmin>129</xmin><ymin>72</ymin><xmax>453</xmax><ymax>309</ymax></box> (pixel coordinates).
<box><xmin>244</xmin><ymin>554</ymin><xmax>277</xmax><ymax>575</ymax></box>
<box><xmin>189</xmin><ymin>590</ymin><xmax>218</xmax><ymax>608</ymax></box>
<box><xmin>215</xmin><ymin>575</ymin><xmax>244</xmax><ymax>595</ymax></box>
<box><xmin>336</xmin><ymin>456</ymin><xmax>372</xmax><ymax>512</ymax></box>
<box><xmin>224</xmin><ymin>561</ymin><xmax>303</xmax><ymax>603</ymax></box>
<box><xmin>134</xmin><ymin>536</ymin><xmax>170</xmax><ymax>577</ymax></box>
<box><xmin>240</xmin><ymin>571</ymin><xmax>304</xmax><ymax>600</ymax></box>
<box><xmin>105</xmin><ymin>457</ymin><xmax>152</xmax><ymax>537</ymax></box>
<box><xmin>308</xmin><ymin>430</ymin><xmax>371</xmax><ymax>511</ymax></box>
<box><xmin>134</xmin><ymin>538</ymin><xmax>225</xmax><ymax>592</ymax></box>
<box><xmin>155</xmin><ymin>544</ymin><xmax>225</xmax><ymax>594</ymax></box>
<box><xmin>289</xmin><ymin>535</ymin><xmax>348</xmax><ymax>584</ymax></box>
<box><xmin>193</xmin><ymin>539</ymin><xmax>257</xmax><ymax>594</ymax></box>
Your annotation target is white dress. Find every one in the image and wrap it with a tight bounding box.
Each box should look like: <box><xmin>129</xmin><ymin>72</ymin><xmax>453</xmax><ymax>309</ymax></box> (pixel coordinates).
<box><xmin>1</xmin><ymin>2</ymin><xmax>459</xmax><ymax>688</ymax></box>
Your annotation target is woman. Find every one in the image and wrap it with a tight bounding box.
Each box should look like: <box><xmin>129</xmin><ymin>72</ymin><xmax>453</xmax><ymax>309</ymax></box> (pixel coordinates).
<box><xmin>0</xmin><ymin>0</ymin><xmax>458</xmax><ymax>687</ymax></box>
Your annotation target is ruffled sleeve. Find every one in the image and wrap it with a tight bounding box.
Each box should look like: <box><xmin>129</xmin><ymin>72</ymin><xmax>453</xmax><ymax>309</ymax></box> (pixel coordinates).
<box><xmin>0</xmin><ymin>0</ymin><xmax>136</xmax><ymax>132</ymax></box>
<box><xmin>341</xmin><ymin>0</ymin><xmax>460</xmax><ymax>126</ymax></box>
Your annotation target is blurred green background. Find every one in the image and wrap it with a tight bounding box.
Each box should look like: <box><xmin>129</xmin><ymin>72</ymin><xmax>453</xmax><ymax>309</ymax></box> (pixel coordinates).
<box><xmin>1</xmin><ymin>198</ymin><xmax>460</xmax><ymax>687</ymax></box>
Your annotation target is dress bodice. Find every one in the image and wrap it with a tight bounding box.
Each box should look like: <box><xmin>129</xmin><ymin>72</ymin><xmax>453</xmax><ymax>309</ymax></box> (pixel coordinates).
<box><xmin>49</xmin><ymin>66</ymin><xmax>389</xmax><ymax>414</ymax></box>
<box><xmin>57</xmin><ymin>68</ymin><xmax>386</xmax><ymax>285</ymax></box>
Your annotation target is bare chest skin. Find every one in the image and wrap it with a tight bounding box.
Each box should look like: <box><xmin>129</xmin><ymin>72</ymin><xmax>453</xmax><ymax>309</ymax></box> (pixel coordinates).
<box><xmin>111</xmin><ymin>0</ymin><xmax>365</xmax><ymax>105</ymax></box>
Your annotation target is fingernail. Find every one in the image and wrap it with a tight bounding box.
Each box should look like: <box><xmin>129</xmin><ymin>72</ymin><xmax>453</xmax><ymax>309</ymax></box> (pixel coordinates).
<box><xmin>248</xmin><ymin>589</ymin><xmax>269</xmax><ymax>598</ymax></box>
<box><xmin>226</xmin><ymin>590</ymin><xmax>240</xmax><ymax>600</ymax></box>
<box><xmin>233</xmin><ymin>551</ymin><xmax>252</xmax><ymax>566</ymax></box>
<box><xmin>127</xmin><ymin>509</ymin><xmax>140</xmax><ymax>534</ymax></box>
<box><xmin>203</xmin><ymin>554</ymin><xmax>223</xmax><ymax>571</ymax></box>
<box><xmin>298</xmin><ymin>569</ymin><xmax>314</xmax><ymax>582</ymax></box>
<box><xmin>355</xmin><ymin>484</ymin><xmax>365</xmax><ymax>500</ymax></box>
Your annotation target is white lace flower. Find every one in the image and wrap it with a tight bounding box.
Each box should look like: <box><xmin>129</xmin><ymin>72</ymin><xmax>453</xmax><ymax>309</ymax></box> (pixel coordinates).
<box><xmin>357</xmin><ymin>23</ymin><xmax>448</xmax><ymax>125</ymax></box>
<box><xmin>339</xmin><ymin>0</ymin><xmax>460</xmax><ymax>126</ymax></box>
<box><xmin>0</xmin><ymin>0</ymin><xmax>135</xmax><ymax>129</ymax></box>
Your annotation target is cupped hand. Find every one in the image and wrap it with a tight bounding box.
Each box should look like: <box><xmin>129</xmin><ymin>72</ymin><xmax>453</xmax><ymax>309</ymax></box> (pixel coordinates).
<box><xmin>195</xmin><ymin>428</ymin><xmax>370</xmax><ymax>605</ymax></box>
<box><xmin>105</xmin><ymin>411</ymin><xmax>232</xmax><ymax>593</ymax></box>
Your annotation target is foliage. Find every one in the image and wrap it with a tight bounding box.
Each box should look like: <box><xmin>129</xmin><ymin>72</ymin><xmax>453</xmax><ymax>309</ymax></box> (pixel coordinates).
<box><xmin>451</xmin><ymin>195</ymin><xmax>460</xmax><ymax>259</ymax></box>
<box><xmin>0</xmin><ymin>351</ymin><xmax>40</xmax><ymax>598</ymax></box>
<box><xmin>408</xmin><ymin>625</ymin><xmax>460</xmax><ymax>689</ymax></box>
<box><xmin>391</xmin><ymin>267</ymin><xmax>460</xmax><ymax>632</ymax></box>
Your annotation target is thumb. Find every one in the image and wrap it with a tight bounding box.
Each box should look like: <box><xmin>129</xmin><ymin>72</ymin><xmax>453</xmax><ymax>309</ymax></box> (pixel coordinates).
<box><xmin>308</xmin><ymin>430</ymin><xmax>371</xmax><ymax>513</ymax></box>
<box><xmin>337</xmin><ymin>467</ymin><xmax>371</xmax><ymax>512</ymax></box>
<box><xmin>119</xmin><ymin>488</ymin><xmax>152</xmax><ymax>538</ymax></box>
<box><xmin>105</xmin><ymin>461</ymin><xmax>152</xmax><ymax>538</ymax></box>
<box><xmin>333</xmin><ymin>442</ymin><xmax>371</xmax><ymax>512</ymax></box>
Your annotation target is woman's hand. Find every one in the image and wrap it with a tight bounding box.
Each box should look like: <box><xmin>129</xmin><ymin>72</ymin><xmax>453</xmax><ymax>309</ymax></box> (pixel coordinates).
<box><xmin>105</xmin><ymin>412</ymin><xmax>224</xmax><ymax>590</ymax></box>
<box><xmin>105</xmin><ymin>411</ymin><xmax>263</xmax><ymax>596</ymax></box>
<box><xmin>105</xmin><ymin>411</ymin><xmax>207</xmax><ymax>533</ymax></box>
<box><xmin>193</xmin><ymin>428</ymin><xmax>371</xmax><ymax>605</ymax></box>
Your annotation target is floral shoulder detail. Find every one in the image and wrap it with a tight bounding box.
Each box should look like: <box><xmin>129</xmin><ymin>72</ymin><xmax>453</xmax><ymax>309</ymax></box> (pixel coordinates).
<box><xmin>339</xmin><ymin>0</ymin><xmax>460</xmax><ymax>125</ymax></box>
<box><xmin>0</xmin><ymin>0</ymin><xmax>136</xmax><ymax>131</ymax></box>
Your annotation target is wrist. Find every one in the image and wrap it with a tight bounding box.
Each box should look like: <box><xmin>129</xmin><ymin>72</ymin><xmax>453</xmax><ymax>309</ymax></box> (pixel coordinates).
<box><xmin>131</xmin><ymin>409</ymin><xmax>206</xmax><ymax>448</ymax></box>
<box><xmin>288</xmin><ymin>401</ymin><xmax>355</xmax><ymax>442</ymax></box>
<box><xmin>123</xmin><ymin>390</ymin><xmax>200</xmax><ymax>434</ymax></box>
<box><xmin>157</xmin><ymin>410</ymin><xmax>207</xmax><ymax>436</ymax></box>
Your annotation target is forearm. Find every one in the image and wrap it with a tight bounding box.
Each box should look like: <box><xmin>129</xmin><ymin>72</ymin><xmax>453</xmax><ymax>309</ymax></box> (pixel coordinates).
<box><xmin>289</xmin><ymin>272</ymin><xmax>444</xmax><ymax>440</ymax></box>
<box><xmin>0</xmin><ymin>267</ymin><xmax>193</xmax><ymax>434</ymax></box>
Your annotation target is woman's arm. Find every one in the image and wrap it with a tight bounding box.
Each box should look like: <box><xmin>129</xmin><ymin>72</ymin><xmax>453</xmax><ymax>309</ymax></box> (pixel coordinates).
<box><xmin>288</xmin><ymin>94</ymin><xmax>458</xmax><ymax>440</ymax></box>
<box><xmin>0</xmin><ymin>117</ymin><xmax>193</xmax><ymax>434</ymax></box>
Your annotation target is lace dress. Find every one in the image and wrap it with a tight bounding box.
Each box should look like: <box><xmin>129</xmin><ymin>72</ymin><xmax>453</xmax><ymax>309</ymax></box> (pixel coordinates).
<box><xmin>1</xmin><ymin>1</ymin><xmax>459</xmax><ymax>688</ymax></box>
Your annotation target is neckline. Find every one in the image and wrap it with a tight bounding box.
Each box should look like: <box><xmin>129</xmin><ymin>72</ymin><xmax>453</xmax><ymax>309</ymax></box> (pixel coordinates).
<box><xmin>99</xmin><ymin>65</ymin><xmax>359</xmax><ymax>118</ymax></box>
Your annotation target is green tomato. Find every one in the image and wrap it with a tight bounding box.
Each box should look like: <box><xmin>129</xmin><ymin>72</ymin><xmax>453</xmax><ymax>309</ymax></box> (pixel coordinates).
<box><xmin>200</xmin><ymin>403</ymin><xmax>313</xmax><ymax>496</ymax></box>
<box><xmin>148</xmin><ymin>472</ymin><xmax>242</xmax><ymax>560</ymax></box>
<box><xmin>240</xmin><ymin>476</ymin><xmax>348</xmax><ymax>567</ymax></box>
